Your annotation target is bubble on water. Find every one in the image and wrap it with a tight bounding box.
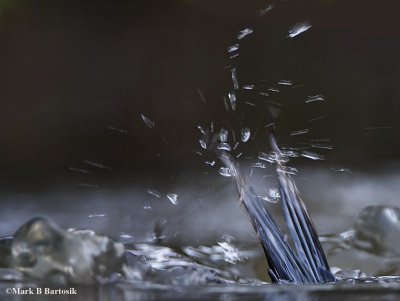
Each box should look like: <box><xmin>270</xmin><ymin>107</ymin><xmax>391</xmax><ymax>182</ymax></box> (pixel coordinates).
<box><xmin>278</xmin><ymin>79</ymin><xmax>293</xmax><ymax>86</ymax></box>
<box><xmin>228</xmin><ymin>92</ymin><xmax>237</xmax><ymax>111</ymax></box>
<box><xmin>237</xmin><ymin>27</ymin><xmax>253</xmax><ymax>40</ymax></box>
<box><xmin>241</xmin><ymin>127</ymin><xmax>251</xmax><ymax>143</ymax></box>
<box><xmin>147</xmin><ymin>188</ymin><xmax>161</xmax><ymax>198</ymax></box>
<box><xmin>242</xmin><ymin>84</ymin><xmax>255</xmax><ymax>90</ymax></box>
<box><xmin>220</xmin><ymin>128</ymin><xmax>228</xmax><ymax>142</ymax></box>
<box><xmin>290</xmin><ymin>129</ymin><xmax>309</xmax><ymax>136</ymax></box>
<box><xmin>140</xmin><ymin>114</ymin><xmax>155</xmax><ymax>128</ymax></box>
<box><xmin>231</xmin><ymin>68</ymin><xmax>239</xmax><ymax>90</ymax></box>
<box><xmin>301</xmin><ymin>150</ymin><xmax>325</xmax><ymax>160</ymax></box>
<box><xmin>219</xmin><ymin>167</ymin><xmax>232</xmax><ymax>177</ymax></box>
<box><xmin>228</xmin><ymin>44</ymin><xmax>239</xmax><ymax>53</ymax></box>
<box><xmin>199</xmin><ymin>139</ymin><xmax>207</xmax><ymax>149</ymax></box>
<box><xmin>287</xmin><ymin>21</ymin><xmax>312</xmax><ymax>38</ymax></box>
<box><xmin>167</xmin><ymin>193</ymin><xmax>179</xmax><ymax>205</ymax></box>
<box><xmin>218</xmin><ymin>143</ymin><xmax>232</xmax><ymax>151</ymax></box>
<box><xmin>305</xmin><ymin>94</ymin><xmax>325</xmax><ymax>103</ymax></box>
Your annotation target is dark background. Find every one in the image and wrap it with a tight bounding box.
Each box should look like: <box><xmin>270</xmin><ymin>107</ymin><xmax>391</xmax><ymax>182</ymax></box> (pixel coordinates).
<box><xmin>1</xmin><ymin>0</ymin><xmax>399</xmax><ymax>191</ymax></box>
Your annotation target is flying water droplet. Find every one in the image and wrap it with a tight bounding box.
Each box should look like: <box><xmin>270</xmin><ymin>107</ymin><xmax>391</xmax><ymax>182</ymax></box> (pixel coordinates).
<box><xmin>219</xmin><ymin>167</ymin><xmax>232</xmax><ymax>177</ymax></box>
<box><xmin>199</xmin><ymin>139</ymin><xmax>207</xmax><ymax>149</ymax></box>
<box><xmin>218</xmin><ymin>143</ymin><xmax>232</xmax><ymax>151</ymax></box>
<box><xmin>88</xmin><ymin>213</ymin><xmax>106</xmax><ymax>218</ymax></box>
<box><xmin>259</xmin><ymin>4</ymin><xmax>273</xmax><ymax>15</ymax></box>
<box><xmin>228</xmin><ymin>92</ymin><xmax>237</xmax><ymax>111</ymax></box>
<box><xmin>287</xmin><ymin>21</ymin><xmax>312</xmax><ymax>38</ymax></box>
<box><xmin>197</xmin><ymin>125</ymin><xmax>206</xmax><ymax>134</ymax></box>
<box><xmin>242</xmin><ymin>84</ymin><xmax>255</xmax><ymax>90</ymax></box>
<box><xmin>205</xmin><ymin>160</ymin><xmax>216</xmax><ymax>166</ymax></box>
<box><xmin>220</xmin><ymin>128</ymin><xmax>228</xmax><ymax>142</ymax></box>
<box><xmin>147</xmin><ymin>189</ymin><xmax>161</xmax><ymax>198</ymax></box>
<box><xmin>290</xmin><ymin>129</ymin><xmax>309</xmax><ymax>136</ymax></box>
<box><xmin>269</xmin><ymin>188</ymin><xmax>281</xmax><ymax>200</ymax></box>
<box><xmin>228</xmin><ymin>44</ymin><xmax>239</xmax><ymax>53</ymax></box>
<box><xmin>301</xmin><ymin>150</ymin><xmax>325</xmax><ymax>160</ymax></box>
<box><xmin>311</xmin><ymin>144</ymin><xmax>333</xmax><ymax>150</ymax></box>
<box><xmin>237</xmin><ymin>28</ymin><xmax>253</xmax><ymax>40</ymax></box>
<box><xmin>167</xmin><ymin>193</ymin><xmax>179</xmax><ymax>205</ymax></box>
<box><xmin>278</xmin><ymin>79</ymin><xmax>293</xmax><ymax>86</ymax></box>
<box><xmin>84</xmin><ymin>160</ymin><xmax>112</xmax><ymax>171</ymax></box>
<box><xmin>252</xmin><ymin>162</ymin><xmax>267</xmax><ymax>169</ymax></box>
<box><xmin>277</xmin><ymin>166</ymin><xmax>298</xmax><ymax>175</ymax></box>
<box><xmin>140</xmin><ymin>114</ymin><xmax>155</xmax><ymax>128</ymax></box>
<box><xmin>231</xmin><ymin>68</ymin><xmax>239</xmax><ymax>90</ymax></box>
<box><xmin>305</xmin><ymin>94</ymin><xmax>325</xmax><ymax>103</ymax></box>
<box><xmin>241</xmin><ymin>127</ymin><xmax>251</xmax><ymax>143</ymax></box>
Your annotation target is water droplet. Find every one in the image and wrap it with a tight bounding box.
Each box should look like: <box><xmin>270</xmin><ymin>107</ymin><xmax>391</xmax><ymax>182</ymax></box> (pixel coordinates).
<box><xmin>305</xmin><ymin>94</ymin><xmax>325</xmax><ymax>103</ymax></box>
<box><xmin>88</xmin><ymin>213</ymin><xmax>106</xmax><ymax>218</ymax></box>
<box><xmin>301</xmin><ymin>150</ymin><xmax>325</xmax><ymax>160</ymax></box>
<box><xmin>242</xmin><ymin>84</ymin><xmax>255</xmax><ymax>90</ymax></box>
<box><xmin>219</xmin><ymin>167</ymin><xmax>232</xmax><ymax>177</ymax></box>
<box><xmin>278</xmin><ymin>79</ymin><xmax>293</xmax><ymax>86</ymax></box>
<box><xmin>218</xmin><ymin>143</ymin><xmax>232</xmax><ymax>151</ymax></box>
<box><xmin>241</xmin><ymin>127</ymin><xmax>251</xmax><ymax>143</ymax></box>
<box><xmin>140</xmin><ymin>114</ymin><xmax>155</xmax><ymax>128</ymax></box>
<box><xmin>290</xmin><ymin>129</ymin><xmax>309</xmax><ymax>136</ymax></box>
<box><xmin>237</xmin><ymin>27</ymin><xmax>253</xmax><ymax>40</ymax></box>
<box><xmin>269</xmin><ymin>188</ymin><xmax>281</xmax><ymax>200</ymax></box>
<box><xmin>220</xmin><ymin>128</ymin><xmax>228</xmax><ymax>142</ymax></box>
<box><xmin>228</xmin><ymin>92</ymin><xmax>237</xmax><ymax>111</ymax></box>
<box><xmin>147</xmin><ymin>188</ymin><xmax>161</xmax><ymax>198</ymax></box>
<box><xmin>287</xmin><ymin>21</ymin><xmax>312</xmax><ymax>38</ymax></box>
<box><xmin>228</xmin><ymin>44</ymin><xmax>239</xmax><ymax>53</ymax></box>
<box><xmin>199</xmin><ymin>139</ymin><xmax>207</xmax><ymax>149</ymax></box>
<box><xmin>231</xmin><ymin>68</ymin><xmax>239</xmax><ymax>90</ymax></box>
<box><xmin>167</xmin><ymin>193</ymin><xmax>179</xmax><ymax>205</ymax></box>
<box><xmin>205</xmin><ymin>160</ymin><xmax>216</xmax><ymax>166</ymax></box>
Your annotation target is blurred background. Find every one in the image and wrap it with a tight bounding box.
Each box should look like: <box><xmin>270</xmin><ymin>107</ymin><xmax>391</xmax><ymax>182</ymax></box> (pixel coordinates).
<box><xmin>0</xmin><ymin>0</ymin><xmax>400</xmax><ymax>273</ymax></box>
